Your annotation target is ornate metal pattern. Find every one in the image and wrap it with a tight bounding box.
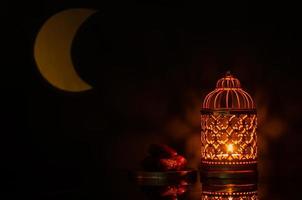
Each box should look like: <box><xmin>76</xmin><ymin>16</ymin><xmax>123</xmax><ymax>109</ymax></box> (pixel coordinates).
<box><xmin>201</xmin><ymin>113</ymin><xmax>257</xmax><ymax>164</ymax></box>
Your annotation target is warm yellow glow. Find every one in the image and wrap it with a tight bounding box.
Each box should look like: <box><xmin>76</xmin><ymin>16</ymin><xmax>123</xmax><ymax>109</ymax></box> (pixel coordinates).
<box><xmin>227</xmin><ymin>144</ymin><xmax>234</xmax><ymax>153</ymax></box>
<box><xmin>34</xmin><ymin>9</ymin><xmax>96</xmax><ymax>92</ymax></box>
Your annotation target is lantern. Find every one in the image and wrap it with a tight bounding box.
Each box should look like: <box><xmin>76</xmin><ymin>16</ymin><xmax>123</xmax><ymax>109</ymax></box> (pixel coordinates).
<box><xmin>200</xmin><ymin>72</ymin><xmax>257</xmax><ymax>178</ymax></box>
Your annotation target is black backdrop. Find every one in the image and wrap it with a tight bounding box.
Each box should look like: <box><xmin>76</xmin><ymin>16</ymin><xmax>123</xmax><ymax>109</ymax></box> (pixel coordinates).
<box><xmin>3</xmin><ymin>1</ymin><xmax>302</xmax><ymax>199</ymax></box>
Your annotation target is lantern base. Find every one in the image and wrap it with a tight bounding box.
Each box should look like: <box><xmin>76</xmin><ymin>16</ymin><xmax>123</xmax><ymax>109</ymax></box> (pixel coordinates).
<box><xmin>200</xmin><ymin>163</ymin><xmax>257</xmax><ymax>180</ymax></box>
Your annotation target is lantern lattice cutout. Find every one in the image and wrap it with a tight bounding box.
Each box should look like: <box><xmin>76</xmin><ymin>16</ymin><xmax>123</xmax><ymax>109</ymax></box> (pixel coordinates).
<box><xmin>200</xmin><ymin>72</ymin><xmax>257</xmax><ymax>177</ymax></box>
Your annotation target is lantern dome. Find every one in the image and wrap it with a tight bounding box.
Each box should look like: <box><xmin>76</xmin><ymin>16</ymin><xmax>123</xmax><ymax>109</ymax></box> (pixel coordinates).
<box><xmin>202</xmin><ymin>72</ymin><xmax>255</xmax><ymax>111</ymax></box>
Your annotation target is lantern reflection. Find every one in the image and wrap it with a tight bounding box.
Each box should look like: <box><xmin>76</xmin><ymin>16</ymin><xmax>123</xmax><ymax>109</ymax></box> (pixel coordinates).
<box><xmin>201</xmin><ymin>72</ymin><xmax>257</xmax><ymax>178</ymax></box>
<box><xmin>201</xmin><ymin>179</ymin><xmax>258</xmax><ymax>200</ymax></box>
<box><xmin>130</xmin><ymin>170</ymin><xmax>197</xmax><ymax>200</ymax></box>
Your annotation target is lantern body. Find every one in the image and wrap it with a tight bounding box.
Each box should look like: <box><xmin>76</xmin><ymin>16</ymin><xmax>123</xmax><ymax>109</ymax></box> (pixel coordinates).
<box><xmin>200</xmin><ymin>73</ymin><xmax>257</xmax><ymax>178</ymax></box>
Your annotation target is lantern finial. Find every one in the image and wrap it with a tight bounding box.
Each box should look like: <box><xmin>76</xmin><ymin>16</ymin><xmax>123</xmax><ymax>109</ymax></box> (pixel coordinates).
<box><xmin>226</xmin><ymin>70</ymin><xmax>231</xmax><ymax>76</ymax></box>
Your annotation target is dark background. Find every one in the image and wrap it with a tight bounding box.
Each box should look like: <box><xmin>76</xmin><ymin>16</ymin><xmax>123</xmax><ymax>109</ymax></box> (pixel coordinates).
<box><xmin>3</xmin><ymin>1</ymin><xmax>302</xmax><ymax>199</ymax></box>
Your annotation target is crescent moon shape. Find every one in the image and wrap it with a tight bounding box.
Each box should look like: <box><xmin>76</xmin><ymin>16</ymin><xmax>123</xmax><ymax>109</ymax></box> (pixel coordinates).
<box><xmin>34</xmin><ymin>9</ymin><xmax>97</xmax><ymax>92</ymax></box>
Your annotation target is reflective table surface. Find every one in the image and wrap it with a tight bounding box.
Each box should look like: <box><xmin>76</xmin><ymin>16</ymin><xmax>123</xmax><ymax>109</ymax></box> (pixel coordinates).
<box><xmin>122</xmin><ymin>172</ymin><xmax>298</xmax><ymax>200</ymax></box>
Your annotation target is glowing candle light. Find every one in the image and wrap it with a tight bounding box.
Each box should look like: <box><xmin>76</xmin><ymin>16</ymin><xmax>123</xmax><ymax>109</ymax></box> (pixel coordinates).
<box><xmin>227</xmin><ymin>144</ymin><xmax>234</xmax><ymax>153</ymax></box>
